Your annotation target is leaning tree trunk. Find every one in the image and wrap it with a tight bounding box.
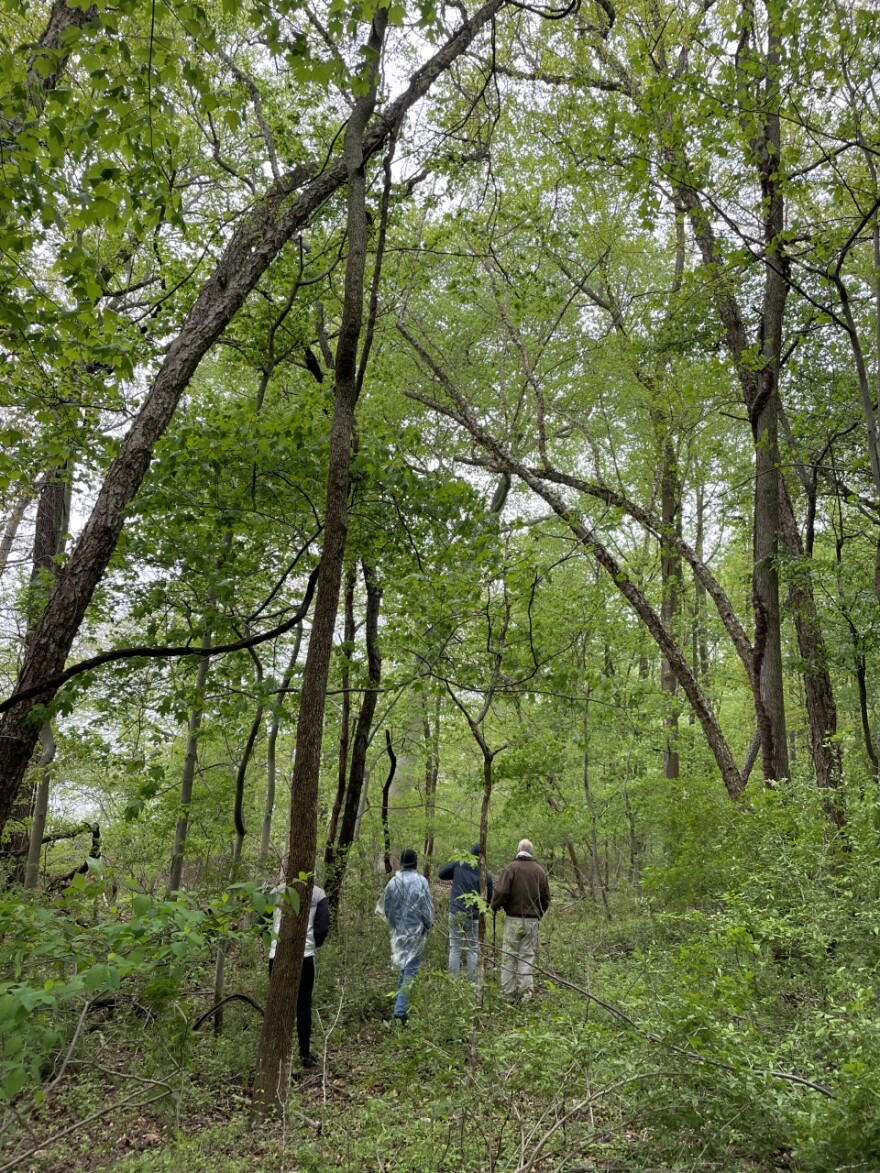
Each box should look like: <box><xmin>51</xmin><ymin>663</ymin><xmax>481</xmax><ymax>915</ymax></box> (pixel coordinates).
<box><xmin>252</xmin><ymin>9</ymin><xmax>388</xmax><ymax>1113</ymax></box>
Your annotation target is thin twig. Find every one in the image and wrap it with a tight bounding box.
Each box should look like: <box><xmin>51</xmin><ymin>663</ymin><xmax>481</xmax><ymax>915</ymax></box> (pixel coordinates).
<box><xmin>44</xmin><ymin>998</ymin><xmax>91</xmax><ymax>1094</ymax></box>
<box><xmin>0</xmin><ymin>1086</ymin><xmax>173</xmax><ymax>1173</ymax></box>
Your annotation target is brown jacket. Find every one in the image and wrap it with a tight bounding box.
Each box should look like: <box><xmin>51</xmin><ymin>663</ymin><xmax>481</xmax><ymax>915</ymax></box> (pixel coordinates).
<box><xmin>490</xmin><ymin>855</ymin><xmax>551</xmax><ymax>919</ymax></box>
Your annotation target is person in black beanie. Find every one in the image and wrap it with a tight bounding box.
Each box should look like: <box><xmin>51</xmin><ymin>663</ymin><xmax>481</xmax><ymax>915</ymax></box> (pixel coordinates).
<box><xmin>438</xmin><ymin>845</ymin><xmax>493</xmax><ymax>981</ymax></box>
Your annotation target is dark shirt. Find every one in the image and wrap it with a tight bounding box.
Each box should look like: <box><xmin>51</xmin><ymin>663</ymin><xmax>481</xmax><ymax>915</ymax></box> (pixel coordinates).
<box><xmin>313</xmin><ymin>894</ymin><xmax>330</xmax><ymax>948</ymax></box>
<box><xmin>438</xmin><ymin>858</ymin><xmax>493</xmax><ymax>918</ymax></box>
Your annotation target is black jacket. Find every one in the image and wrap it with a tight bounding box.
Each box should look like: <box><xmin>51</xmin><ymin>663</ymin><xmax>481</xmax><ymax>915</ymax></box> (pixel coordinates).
<box><xmin>438</xmin><ymin>853</ymin><xmax>493</xmax><ymax>919</ymax></box>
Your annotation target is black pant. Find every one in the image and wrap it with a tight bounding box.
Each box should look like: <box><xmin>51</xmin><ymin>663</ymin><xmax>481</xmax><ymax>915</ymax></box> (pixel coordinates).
<box><xmin>268</xmin><ymin>954</ymin><xmax>315</xmax><ymax>1059</ymax></box>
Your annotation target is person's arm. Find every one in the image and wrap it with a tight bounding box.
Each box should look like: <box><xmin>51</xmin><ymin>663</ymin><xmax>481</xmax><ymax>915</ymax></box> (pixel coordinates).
<box><xmin>490</xmin><ymin>867</ymin><xmax>507</xmax><ymax>913</ymax></box>
<box><xmin>437</xmin><ymin>862</ymin><xmax>455</xmax><ymax>882</ymax></box>
<box><xmin>540</xmin><ymin>869</ymin><xmax>551</xmax><ymax>913</ymax></box>
<box><xmin>313</xmin><ymin>895</ymin><xmax>330</xmax><ymax>947</ymax></box>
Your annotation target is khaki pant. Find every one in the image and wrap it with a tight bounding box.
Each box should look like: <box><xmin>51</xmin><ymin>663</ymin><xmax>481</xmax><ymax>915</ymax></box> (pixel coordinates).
<box><xmin>500</xmin><ymin>916</ymin><xmax>540</xmax><ymax>998</ymax></box>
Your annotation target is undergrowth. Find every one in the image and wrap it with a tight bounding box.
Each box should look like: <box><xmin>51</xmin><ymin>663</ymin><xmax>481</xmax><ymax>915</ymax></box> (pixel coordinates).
<box><xmin>3</xmin><ymin>780</ymin><xmax>880</xmax><ymax>1171</ymax></box>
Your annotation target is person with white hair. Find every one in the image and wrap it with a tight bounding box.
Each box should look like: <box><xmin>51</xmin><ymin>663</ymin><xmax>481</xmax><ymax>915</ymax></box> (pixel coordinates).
<box><xmin>490</xmin><ymin>838</ymin><xmax>550</xmax><ymax>1001</ymax></box>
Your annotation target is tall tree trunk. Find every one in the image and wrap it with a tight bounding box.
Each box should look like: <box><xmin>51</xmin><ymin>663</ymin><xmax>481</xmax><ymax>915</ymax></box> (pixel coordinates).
<box><xmin>325</xmin><ymin>563</ymin><xmax>383</xmax><ymax>911</ymax></box>
<box><xmin>252</xmin><ymin>9</ymin><xmax>389</xmax><ymax>1113</ymax></box>
<box><xmin>583</xmin><ymin>700</ymin><xmax>610</xmax><ymax>919</ymax></box>
<box><xmin>659</xmin><ymin>435</ymin><xmax>681</xmax><ymax>780</ymax></box>
<box><xmin>421</xmin><ymin>692</ymin><xmax>440</xmax><ymax>878</ymax></box>
<box><xmin>0</xmin><ymin>487</ymin><xmax>32</xmax><ymax>579</ymax></box>
<box><xmin>260</xmin><ymin>625</ymin><xmax>303</xmax><ymax>868</ymax></box>
<box><xmin>167</xmin><ymin>635</ymin><xmax>211</xmax><ymax>895</ymax></box>
<box><xmin>231</xmin><ymin>650</ymin><xmax>265</xmax><ymax>867</ymax></box>
<box><xmin>474</xmin><ymin>743</ymin><xmax>495</xmax><ymax>1008</ymax></box>
<box><xmin>779</xmin><ymin>483</ymin><xmax>844</xmax><ymax>820</ymax></box>
<box><xmin>325</xmin><ymin>569</ymin><xmax>356</xmax><ymax>860</ymax></box>
<box><xmin>381</xmin><ymin>729</ymin><xmax>396</xmax><ymax>876</ymax></box>
<box><xmin>751</xmin><ymin>379</ymin><xmax>789</xmax><ymax>782</ymax></box>
<box><xmin>7</xmin><ymin>467</ymin><xmax>69</xmax><ymax>878</ymax></box>
<box><xmin>692</xmin><ymin>482</ymin><xmax>710</xmax><ymax>685</ymax></box>
<box><xmin>23</xmin><ymin>723</ymin><xmax>56</xmax><ymax>889</ymax></box>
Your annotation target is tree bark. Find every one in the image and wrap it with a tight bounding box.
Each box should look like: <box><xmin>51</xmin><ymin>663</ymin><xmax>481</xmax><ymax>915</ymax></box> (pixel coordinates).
<box><xmin>167</xmin><ymin>635</ymin><xmax>211</xmax><ymax>895</ymax></box>
<box><xmin>325</xmin><ymin>563</ymin><xmax>383</xmax><ymax>911</ymax></box>
<box><xmin>251</xmin><ymin>7</ymin><xmax>390</xmax><ymax>1112</ymax></box>
<box><xmin>260</xmin><ymin>626</ymin><xmax>303</xmax><ymax>868</ymax></box>
<box><xmin>381</xmin><ymin>730</ymin><xmax>396</xmax><ymax>876</ymax></box>
<box><xmin>324</xmin><ymin>569</ymin><xmax>356</xmax><ymax>863</ymax></box>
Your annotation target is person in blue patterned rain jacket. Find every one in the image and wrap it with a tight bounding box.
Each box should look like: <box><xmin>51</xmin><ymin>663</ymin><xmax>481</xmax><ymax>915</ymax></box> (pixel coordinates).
<box><xmin>382</xmin><ymin>848</ymin><xmax>433</xmax><ymax>1024</ymax></box>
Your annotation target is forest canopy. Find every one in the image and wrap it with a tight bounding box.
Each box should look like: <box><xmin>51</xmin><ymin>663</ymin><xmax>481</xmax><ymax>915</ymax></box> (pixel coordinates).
<box><xmin>1</xmin><ymin>0</ymin><xmax>880</xmax><ymax>1168</ymax></box>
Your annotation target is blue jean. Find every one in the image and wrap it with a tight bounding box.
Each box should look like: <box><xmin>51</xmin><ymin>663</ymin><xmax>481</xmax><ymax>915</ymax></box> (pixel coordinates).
<box><xmin>449</xmin><ymin>913</ymin><xmax>479</xmax><ymax>980</ymax></box>
<box><xmin>394</xmin><ymin>952</ymin><xmax>423</xmax><ymax>1018</ymax></box>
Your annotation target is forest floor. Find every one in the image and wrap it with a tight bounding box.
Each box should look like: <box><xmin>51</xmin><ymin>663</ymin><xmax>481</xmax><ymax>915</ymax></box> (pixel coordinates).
<box><xmin>3</xmin><ymin>894</ymin><xmax>873</xmax><ymax>1172</ymax></box>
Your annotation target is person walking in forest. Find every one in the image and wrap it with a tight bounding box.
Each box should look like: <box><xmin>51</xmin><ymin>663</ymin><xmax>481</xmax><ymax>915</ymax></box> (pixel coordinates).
<box><xmin>268</xmin><ymin>878</ymin><xmax>330</xmax><ymax>1068</ymax></box>
<box><xmin>383</xmin><ymin>848</ymin><xmax>434</xmax><ymax>1024</ymax></box>
<box><xmin>490</xmin><ymin>838</ymin><xmax>550</xmax><ymax>1001</ymax></box>
<box><xmin>438</xmin><ymin>844</ymin><xmax>493</xmax><ymax>981</ymax></box>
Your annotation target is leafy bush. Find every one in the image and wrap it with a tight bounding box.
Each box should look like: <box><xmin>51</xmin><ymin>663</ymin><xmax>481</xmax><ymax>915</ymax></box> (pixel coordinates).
<box><xmin>0</xmin><ymin>864</ymin><xmax>256</xmax><ymax>1104</ymax></box>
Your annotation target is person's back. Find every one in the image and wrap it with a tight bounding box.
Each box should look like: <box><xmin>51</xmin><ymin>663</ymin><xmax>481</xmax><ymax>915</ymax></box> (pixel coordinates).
<box><xmin>383</xmin><ymin>848</ymin><xmax>433</xmax><ymax>1023</ymax></box>
<box><xmin>384</xmin><ymin>867</ymin><xmax>433</xmax><ymax>936</ymax></box>
<box><xmin>438</xmin><ymin>845</ymin><xmax>492</xmax><ymax>980</ymax></box>
<box><xmin>493</xmin><ymin>856</ymin><xmax>549</xmax><ymax>920</ymax></box>
<box><xmin>438</xmin><ymin>846</ymin><xmax>493</xmax><ymax>917</ymax></box>
<box><xmin>490</xmin><ymin>839</ymin><xmax>550</xmax><ymax>1001</ymax></box>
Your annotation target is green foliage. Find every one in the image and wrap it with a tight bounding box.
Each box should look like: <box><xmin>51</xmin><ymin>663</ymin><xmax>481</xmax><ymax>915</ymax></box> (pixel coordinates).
<box><xmin>0</xmin><ymin>873</ymin><xmax>264</xmax><ymax>1105</ymax></box>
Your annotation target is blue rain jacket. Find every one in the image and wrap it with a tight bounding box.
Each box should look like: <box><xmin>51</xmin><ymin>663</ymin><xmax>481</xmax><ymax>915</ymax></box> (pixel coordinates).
<box><xmin>383</xmin><ymin>868</ymin><xmax>434</xmax><ymax>968</ymax></box>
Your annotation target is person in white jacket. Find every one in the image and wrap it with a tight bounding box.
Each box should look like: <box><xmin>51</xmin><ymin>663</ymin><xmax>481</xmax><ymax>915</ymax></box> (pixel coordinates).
<box><xmin>269</xmin><ymin>881</ymin><xmax>330</xmax><ymax>1068</ymax></box>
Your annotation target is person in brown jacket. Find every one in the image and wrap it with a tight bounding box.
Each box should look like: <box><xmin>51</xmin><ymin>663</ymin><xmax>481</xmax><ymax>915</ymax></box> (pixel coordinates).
<box><xmin>490</xmin><ymin>838</ymin><xmax>551</xmax><ymax>1000</ymax></box>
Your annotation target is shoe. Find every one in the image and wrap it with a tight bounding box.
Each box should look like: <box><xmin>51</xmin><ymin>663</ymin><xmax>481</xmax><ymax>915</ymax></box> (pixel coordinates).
<box><xmin>392</xmin><ymin>1013</ymin><xmax>408</xmax><ymax>1027</ymax></box>
<box><xmin>301</xmin><ymin>1053</ymin><xmax>319</xmax><ymax>1069</ymax></box>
